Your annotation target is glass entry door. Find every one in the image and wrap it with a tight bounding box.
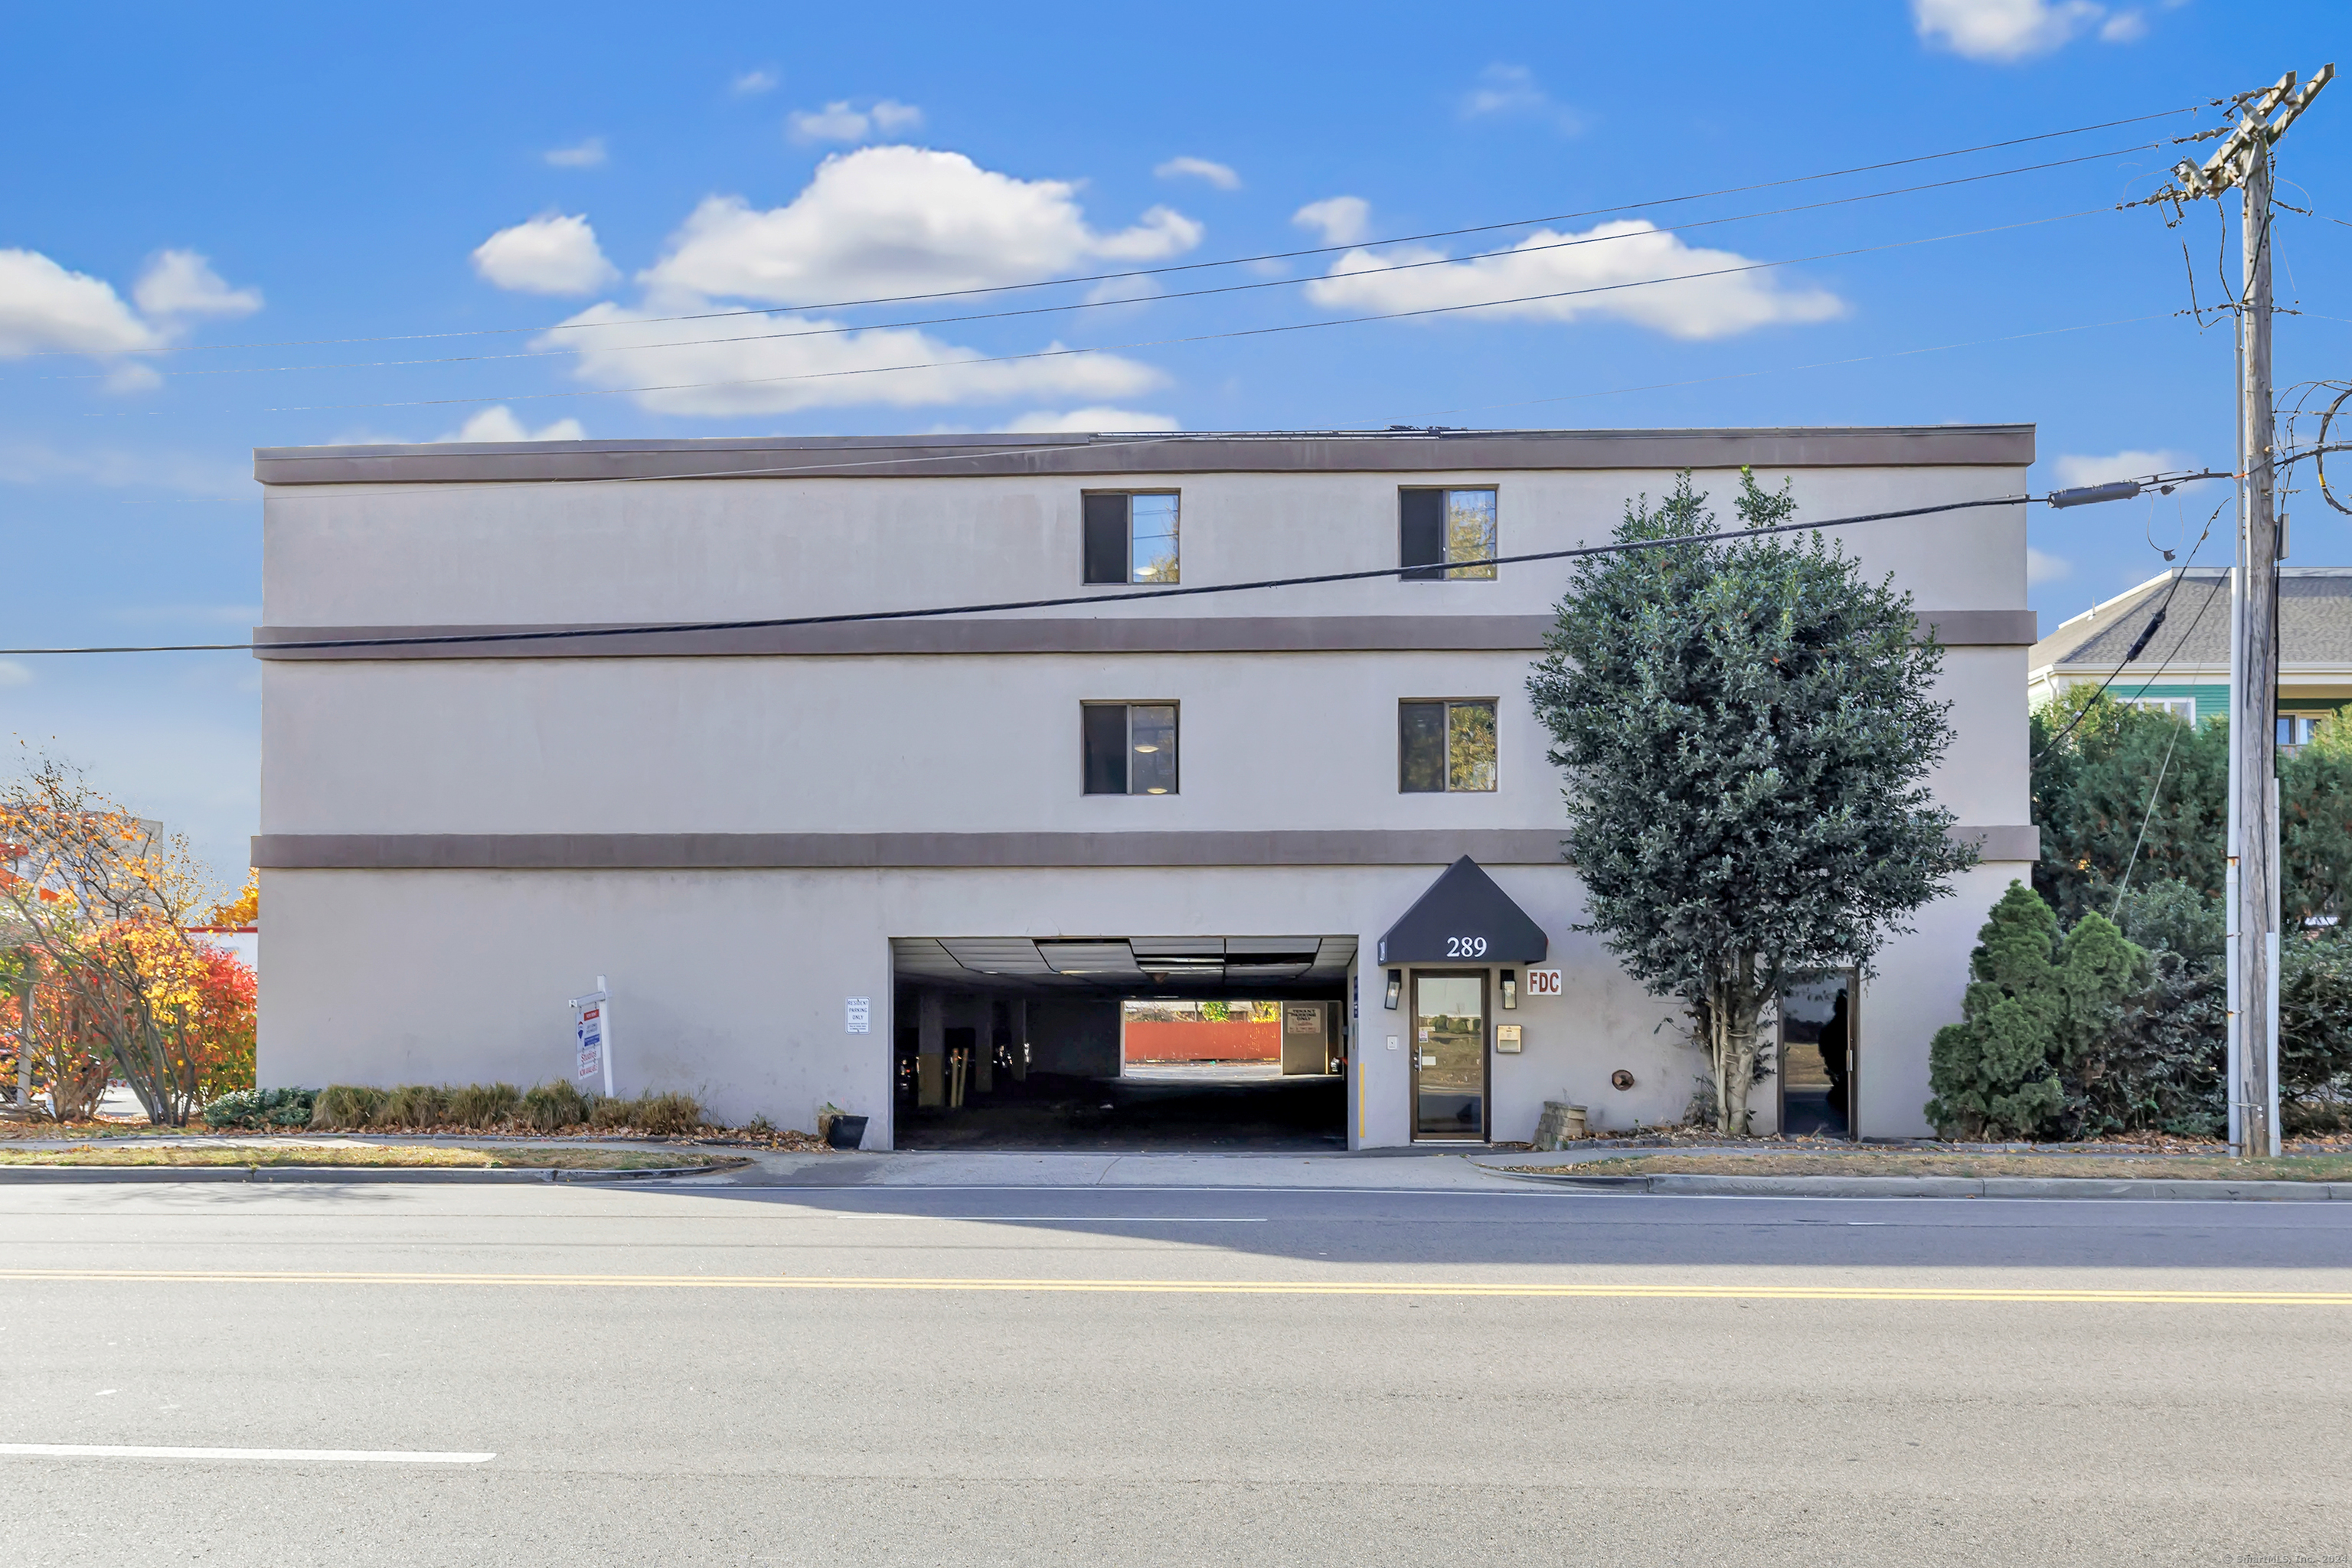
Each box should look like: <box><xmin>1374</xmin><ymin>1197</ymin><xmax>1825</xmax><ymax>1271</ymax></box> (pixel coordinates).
<box><xmin>1411</xmin><ymin>972</ymin><xmax>1488</xmax><ymax>1140</ymax></box>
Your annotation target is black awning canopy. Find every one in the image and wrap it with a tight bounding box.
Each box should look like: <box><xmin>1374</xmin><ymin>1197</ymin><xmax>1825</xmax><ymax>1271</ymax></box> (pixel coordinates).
<box><xmin>1377</xmin><ymin>857</ymin><xmax>1549</xmax><ymax>965</ymax></box>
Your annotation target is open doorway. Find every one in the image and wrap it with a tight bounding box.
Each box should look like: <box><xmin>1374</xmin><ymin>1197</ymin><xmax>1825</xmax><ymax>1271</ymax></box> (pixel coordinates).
<box><xmin>889</xmin><ymin>936</ymin><xmax>1353</xmax><ymax>1150</ymax></box>
<box><xmin>1778</xmin><ymin>972</ymin><xmax>1856</xmax><ymax>1138</ymax></box>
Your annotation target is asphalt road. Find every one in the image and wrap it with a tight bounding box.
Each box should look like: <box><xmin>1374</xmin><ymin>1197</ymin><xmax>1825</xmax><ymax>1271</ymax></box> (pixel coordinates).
<box><xmin>4</xmin><ymin>1181</ymin><xmax>2350</xmax><ymax>1566</ymax></box>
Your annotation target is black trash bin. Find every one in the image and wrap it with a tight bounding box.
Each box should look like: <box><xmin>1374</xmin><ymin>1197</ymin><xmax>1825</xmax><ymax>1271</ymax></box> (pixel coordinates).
<box><xmin>826</xmin><ymin>1114</ymin><xmax>869</xmax><ymax>1150</ymax></box>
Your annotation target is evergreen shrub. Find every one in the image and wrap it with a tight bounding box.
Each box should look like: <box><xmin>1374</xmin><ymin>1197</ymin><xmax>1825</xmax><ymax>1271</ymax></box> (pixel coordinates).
<box><xmin>201</xmin><ymin>1086</ymin><xmax>317</xmax><ymax>1130</ymax></box>
<box><xmin>1927</xmin><ymin>880</ymin><xmax>2141</xmax><ymax>1138</ymax></box>
<box><xmin>2282</xmin><ymin>929</ymin><xmax>2352</xmax><ymax>1132</ymax></box>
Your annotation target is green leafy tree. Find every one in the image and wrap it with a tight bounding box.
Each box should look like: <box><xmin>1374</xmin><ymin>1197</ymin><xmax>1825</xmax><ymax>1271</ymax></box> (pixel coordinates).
<box><xmin>1927</xmin><ymin>881</ymin><xmax>2143</xmax><ymax>1139</ymax></box>
<box><xmin>2031</xmin><ymin>691</ymin><xmax>2352</xmax><ymax>928</ymax></box>
<box><xmin>1529</xmin><ymin>470</ymin><xmax>1976</xmax><ymax>1134</ymax></box>
<box><xmin>2075</xmin><ymin>881</ymin><xmax>2226</xmax><ymax>1137</ymax></box>
<box><xmin>2283</xmin><ymin>710</ymin><xmax>2352</xmax><ymax>929</ymax></box>
<box><xmin>2280</xmin><ymin>928</ymin><xmax>2352</xmax><ymax>1132</ymax></box>
<box><xmin>2030</xmin><ymin>688</ymin><xmax>2228</xmax><ymax>925</ymax></box>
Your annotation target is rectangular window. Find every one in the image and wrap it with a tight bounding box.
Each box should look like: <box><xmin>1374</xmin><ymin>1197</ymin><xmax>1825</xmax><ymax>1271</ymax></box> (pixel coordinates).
<box><xmin>1400</xmin><ymin>488</ymin><xmax>1498</xmax><ymax>581</ymax></box>
<box><xmin>1081</xmin><ymin>492</ymin><xmax>1180</xmax><ymax>584</ymax></box>
<box><xmin>1400</xmin><ymin>700</ymin><xmax>1498</xmax><ymax>792</ymax></box>
<box><xmin>2125</xmin><ymin>696</ymin><xmax>2196</xmax><ymax>724</ymax></box>
<box><xmin>1083</xmin><ymin>703</ymin><xmax>1179</xmax><ymax>795</ymax></box>
<box><xmin>2279</xmin><ymin>714</ymin><xmax>2327</xmax><ymax>749</ymax></box>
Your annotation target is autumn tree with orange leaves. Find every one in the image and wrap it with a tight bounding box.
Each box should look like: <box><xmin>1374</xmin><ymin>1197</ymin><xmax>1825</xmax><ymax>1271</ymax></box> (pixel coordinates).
<box><xmin>1</xmin><ymin>753</ymin><xmax>256</xmax><ymax>1124</ymax></box>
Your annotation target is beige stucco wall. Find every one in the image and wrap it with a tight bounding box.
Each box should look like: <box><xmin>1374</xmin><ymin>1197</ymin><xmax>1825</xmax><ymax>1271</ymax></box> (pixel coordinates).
<box><xmin>253</xmin><ymin>444</ymin><xmax>2031</xmax><ymax>1145</ymax></box>
<box><xmin>257</xmin><ymin>858</ymin><xmax>2027</xmax><ymax>1146</ymax></box>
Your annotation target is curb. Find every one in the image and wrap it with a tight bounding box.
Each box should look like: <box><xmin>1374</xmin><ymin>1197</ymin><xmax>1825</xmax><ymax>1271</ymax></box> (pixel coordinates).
<box><xmin>0</xmin><ymin>1163</ymin><xmax>729</xmax><ymax>1186</ymax></box>
<box><xmin>1485</xmin><ymin>1169</ymin><xmax>2352</xmax><ymax>1200</ymax></box>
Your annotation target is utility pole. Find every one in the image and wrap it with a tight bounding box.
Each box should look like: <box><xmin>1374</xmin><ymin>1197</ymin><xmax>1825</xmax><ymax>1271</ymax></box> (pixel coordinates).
<box><xmin>2158</xmin><ymin>66</ymin><xmax>2332</xmax><ymax>1156</ymax></box>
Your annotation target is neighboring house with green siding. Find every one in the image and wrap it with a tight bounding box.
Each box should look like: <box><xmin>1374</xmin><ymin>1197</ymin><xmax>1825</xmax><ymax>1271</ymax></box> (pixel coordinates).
<box><xmin>2028</xmin><ymin>568</ymin><xmax>2352</xmax><ymax>749</ymax></box>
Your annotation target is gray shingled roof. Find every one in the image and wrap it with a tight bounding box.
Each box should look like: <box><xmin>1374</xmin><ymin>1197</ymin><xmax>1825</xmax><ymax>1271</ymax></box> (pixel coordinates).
<box><xmin>2032</xmin><ymin>568</ymin><xmax>2352</xmax><ymax>671</ymax></box>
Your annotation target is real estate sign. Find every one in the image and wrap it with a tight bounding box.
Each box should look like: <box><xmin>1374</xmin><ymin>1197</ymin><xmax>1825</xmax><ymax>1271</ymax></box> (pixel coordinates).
<box><xmin>571</xmin><ymin>979</ymin><xmax>614</xmax><ymax>1096</ymax></box>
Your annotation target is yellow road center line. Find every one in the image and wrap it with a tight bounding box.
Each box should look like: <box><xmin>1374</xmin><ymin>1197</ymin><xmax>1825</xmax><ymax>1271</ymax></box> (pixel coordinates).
<box><xmin>3</xmin><ymin>1269</ymin><xmax>2347</xmax><ymax>1305</ymax></box>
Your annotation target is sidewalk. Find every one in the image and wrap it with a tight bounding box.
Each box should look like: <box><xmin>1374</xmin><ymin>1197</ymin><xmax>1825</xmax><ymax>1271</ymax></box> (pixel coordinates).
<box><xmin>9</xmin><ymin>1134</ymin><xmax>2347</xmax><ymax>1200</ymax></box>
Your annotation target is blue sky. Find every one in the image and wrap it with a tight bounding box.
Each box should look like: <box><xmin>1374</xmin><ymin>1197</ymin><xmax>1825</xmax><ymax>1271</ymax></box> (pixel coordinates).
<box><xmin>2</xmin><ymin>0</ymin><xmax>2345</xmax><ymax>880</ymax></box>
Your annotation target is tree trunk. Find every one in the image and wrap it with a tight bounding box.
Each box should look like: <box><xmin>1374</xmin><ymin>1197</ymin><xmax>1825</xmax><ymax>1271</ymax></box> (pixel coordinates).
<box><xmin>1712</xmin><ymin>951</ymin><xmax>1765</xmax><ymax>1136</ymax></box>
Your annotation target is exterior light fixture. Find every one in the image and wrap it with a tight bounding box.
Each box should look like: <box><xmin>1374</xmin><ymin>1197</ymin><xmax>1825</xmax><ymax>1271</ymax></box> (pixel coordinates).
<box><xmin>1500</xmin><ymin>970</ymin><xmax>1517</xmax><ymax>1010</ymax></box>
<box><xmin>1383</xmin><ymin>970</ymin><xmax>1402</xmax><ymax>1011</ymax></box>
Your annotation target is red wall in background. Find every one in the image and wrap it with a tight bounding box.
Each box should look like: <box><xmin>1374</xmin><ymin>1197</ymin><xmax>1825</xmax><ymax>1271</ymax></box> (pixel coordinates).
<box><xmin>1122</xmin><ymin>1020</ymin><xmax>1282</xmax><ymax>1062</ymax></box>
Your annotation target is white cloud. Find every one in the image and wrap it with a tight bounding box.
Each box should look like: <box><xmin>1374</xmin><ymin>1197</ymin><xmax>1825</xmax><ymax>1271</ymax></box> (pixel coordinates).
<box><xmin>1912</xmin><ymin>0</ymin><xmax>2106</xmax><ymax>60</ymax></box>
<box><xmin>545</xmin><ymin>136</ymin><xmax>607</xmax><ymax>168</ymax></box>
<box><xmin>0</xmin><ymin>249</ymin><xmax>162</xmax><ymax>357</ymax></box>
<box><xmin>789</xmin><ymin>102</ymin><xmax>870</xmax><ymax>142</ymax></box>
<box><xmin>440</xmin><ymin>405</ymin><xmax>587</xmax><ymax>443</ymax></box>
<box><xmin>1003</xmin><ymin>407</ymin><xmax>1181</xmax><ymax>433</ymax></box>
<box><xmin>787</xmin><ymin>99</ymin><xmax>923</xmax><ymax>145</ymax></box>
<box><xmin>0</xmin><ymin>661</ymin><xmax>31</xmax><ymax>688</ymax></box>
<box><xmin>2051</xmin><ymin>449</ymin><xmax>2188</xmax><ymax>488</ymax></box>
<box><xmin>104</xmin><ymin>361</ymin><xmax>163</xmax><ymax>394</ymax></box>
<box><xmin>472</xmin><ymin>214</ymin><xmax>619</xmax><ymax>296</ymax></box>
<box><xmin>640</xmin><ymin>146</ymin><xmax>1202</xmax><ymax>305</ymax></box>
<box><xmin>132</xmin><ymin>250</ymin><xmax>262</xmax><ymax>321</ymax></box>
<box><xmin>2099</xmin><ymin>8</ymin><xmax>2147</xmax><ymax>40</ymax></box>
<box><xmin>732</xmin><ymin>68</ymin><xmax>778</xmax><ymax>96</ymax></box>
<box><xmin>2027</xmin><ymin>546</ymin><xmax>2071</xmax><ymax>585</ymax></box>
<box><xmin>1459</xmin><ymin>64</ymin><xmax>1583</xmax><ymax>132</ymax></box>
<box><xmin>1303</xmin><ymin>220</ymin><xmax>1844</xmax><ymax>340</ymax></box>
<box><xmin>1155</xmin><ymin>155</ymin><xmax>1240</xmax><ymax>191</ymax></box>
<box><xmin>1292</xmin><ymin>196</ymin><xmax>1371</xmax><ymax>247</ymax></box>
<box><xmin>541</xmin><ymin>302</ymin><xmax>1164</xmax><ymax>417</ymax></box>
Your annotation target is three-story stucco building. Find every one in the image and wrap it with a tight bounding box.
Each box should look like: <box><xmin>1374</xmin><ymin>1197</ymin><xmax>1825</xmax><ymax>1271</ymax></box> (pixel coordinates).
<box><xmin>252</xmin><ymin>426</ymin><xmax>2036</xmax><ymax>1146</ymax></box>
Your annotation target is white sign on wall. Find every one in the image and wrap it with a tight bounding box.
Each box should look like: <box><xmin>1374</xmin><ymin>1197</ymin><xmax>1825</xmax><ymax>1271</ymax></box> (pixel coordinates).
<box><xmin>1525</xmin><ymin>969</ymin><xmax>1563</xmax><ymax>998</ymax></box>
<box><xmin>846</xmin><ymin>997</ymin><xmax>871</xmax><ymax>1034</ymax></box>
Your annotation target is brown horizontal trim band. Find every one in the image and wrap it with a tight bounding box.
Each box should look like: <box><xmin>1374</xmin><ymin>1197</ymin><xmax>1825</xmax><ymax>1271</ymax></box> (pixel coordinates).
<box><xmin>252</xmin><ymin>426</ymin><xmax>2035</xmax><ymax>485</ymax></box>
<box><xmin>250</xmin><ymin>825</ymin><xmax>2039</xmax><ymax>871</ymax></box>
<box><xmin>253</xmin><ymin>609</ymin><xmax>2035</xmax><ymax>662</ymax></box>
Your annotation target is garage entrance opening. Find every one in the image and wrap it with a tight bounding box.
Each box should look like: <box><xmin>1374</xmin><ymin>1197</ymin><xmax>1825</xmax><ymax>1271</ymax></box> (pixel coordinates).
<box><xmin>890</xmin><ymin>936</ymin><xmax>1354</xmax><ymax>1150</ymax></box>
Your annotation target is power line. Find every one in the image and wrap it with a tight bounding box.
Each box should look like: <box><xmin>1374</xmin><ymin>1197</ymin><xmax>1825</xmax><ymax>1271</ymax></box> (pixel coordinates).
<box><xmin>36</xmin><ymin>144</ymin><xmax>2166</xmax><ymax>386</ymax></box>
<box><xmin>17</xmin><ymin>103</ymin><xmax>2210</xmax><ymax>363</ymax></box>
<box><xmin>1406</xmin><ymin>312</ymin><xmax>2182</xmax><ymax>421</ymax></box>
<box><xmin>0</xmin><ymin>484</ymin><xmax>2218</xmax><ymax>658</ymax></box>
<box><xmin>2031</xmin><ymin>493</ymin><xmax>2229</xmax><ymax>761</ymax></box>
<box><xmin>247</xmin><ymin>207</ymin><xmax>2118</xmax><ymax>417</ymax></box>
<box><xmin>48</xmin><ymin>310</ymin><xmax>2210</xmax><ymax>506</ymax></box>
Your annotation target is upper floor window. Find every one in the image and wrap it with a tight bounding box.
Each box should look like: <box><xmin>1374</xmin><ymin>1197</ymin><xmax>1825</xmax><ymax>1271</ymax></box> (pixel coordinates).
<box><xmin>1400</xmin><ymin>700</ymin><xmax>1498</xmax><ymax>792</ymax></box>
<box><xmin>1083</xmin><ymin>702</ymin><xmax>1179</xmax><ymax>795</ymax></box>
<box><xmin>1400</xmin><ymin>488</ymin><xmax>1498</xmax><ymax>581</ymax></box>
<box><xmin>2123</xmin><ymin>696</ymin><xmax>2195</xmax><ymax>725</ymax></box>
<box><xmin>1083</xmin><ymin>492</ymin><xmax>1180</xmax><ymax>584</ymax></box>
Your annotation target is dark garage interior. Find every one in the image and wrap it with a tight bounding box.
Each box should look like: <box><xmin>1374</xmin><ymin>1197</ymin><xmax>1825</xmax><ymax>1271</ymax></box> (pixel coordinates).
<box><xmin>890</xmin><ymin>935</ymin><xmax>1356</xmax><ymax>1151</ymax></box>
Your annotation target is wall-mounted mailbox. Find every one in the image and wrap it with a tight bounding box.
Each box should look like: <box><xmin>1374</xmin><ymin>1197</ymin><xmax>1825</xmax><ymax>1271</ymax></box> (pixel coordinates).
<box><xmin>1495</xmin><ymin>1024</ymin><xmax>1524</xmax><ymax>1054</ymax></box>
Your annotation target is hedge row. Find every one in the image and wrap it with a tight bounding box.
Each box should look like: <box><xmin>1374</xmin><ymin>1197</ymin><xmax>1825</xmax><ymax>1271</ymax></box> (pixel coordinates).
<box><xmin>203</xmin><ymin>1081</ymin><xmax>705</xmax><ymax>1135</ymax></box>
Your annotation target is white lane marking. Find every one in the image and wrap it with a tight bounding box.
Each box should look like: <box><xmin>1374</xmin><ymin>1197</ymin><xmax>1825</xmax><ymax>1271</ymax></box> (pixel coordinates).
<box><xmin>0</xmin><ymin>1445</ymin><xmax>494</xmax><ymax>1464</ymax></box>
<box><xmin>834</xmin><ymin>1214</ymin><xmax>1266</xmax><ymax>1223</ymax></box>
